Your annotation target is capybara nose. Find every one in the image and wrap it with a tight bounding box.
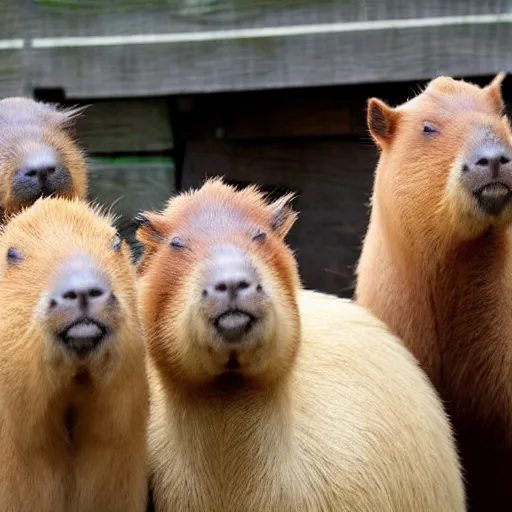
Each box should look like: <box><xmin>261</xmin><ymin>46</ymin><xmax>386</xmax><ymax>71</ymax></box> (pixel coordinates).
<box><xmin>50</xmin><ymin>256</ymin><xmax>111</xmax><ymax>312</ymax></box>
<box><xmin>213</xmin><ymin>278</ymin><xmax>252</xmax><ymax>298</ymax></box>
<box><xmin>203</xmin><ymin>245</ymin><xmax>263</xmax><ymax>341</ymax></box>
<box><xmin>49</xmin><ymin>253</ymin><xmax>114</xmax><ymax>356</ymax></box>
<box><xmin>12</xmin><ymin>147</ymin><xmax>72</xmax><ymax>200</ymax></box>
<box><xmin>203</xmin><ymin>245</ymin><xmax>261</xmax><ymax>301</ymax></box>
<box><xmin>461</xmin><ymin>141</ymin><xmax>512</xmax><ymax>215</ymax></box>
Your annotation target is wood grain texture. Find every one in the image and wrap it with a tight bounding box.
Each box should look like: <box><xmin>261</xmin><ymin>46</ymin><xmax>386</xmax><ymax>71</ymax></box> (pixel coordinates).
<box><xmin>1</xmin><ymin>0</ymin><xmax>508</xmax><ymax>97</ymax></box>
<box><xmin>0</xmin><ymin>50</ymin><xmax>25</xmax><ymax>98</ymax></box>
<box><xmin>87</xmin><ymin>155</ymin><xmax>176</xmax><ymax>257</ymax></box>
<box><xmin>27</xmin><ymin>21</ymin><xmax>512</xmax><ymax>98</ymax></box>
<box><xmin>73</xmin><ymin>99</ymin><xmax>173</xmax><ymax>153</ymax></box>
<box><xmin>87</xmin><ymin>156</ymin><xmax>175</xmax><ymax>223</ymax></box>
<box><xmin>0</xmin><ymin>1</ymin><xmax>25</xmax><ymax>97</ymax></box>
<box><xmin>25</xmin><ymin>0</ymin><xmax>512</xmax><ymax>37</ymax></box>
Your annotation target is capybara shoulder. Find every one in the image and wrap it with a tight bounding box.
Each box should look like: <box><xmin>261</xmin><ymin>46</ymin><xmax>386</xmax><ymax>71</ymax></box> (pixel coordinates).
<box><xmin>0</xmin><ymin>98</ymin><xmax>87</xmax><ymax>220</ymax></box>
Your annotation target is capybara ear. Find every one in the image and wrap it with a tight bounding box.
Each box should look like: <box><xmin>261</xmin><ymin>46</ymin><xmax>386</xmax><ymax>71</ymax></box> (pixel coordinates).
<box><xmin>367</xmin><ymin>98</ymin><xmax>399</xmax><ymax>148</ymax></box>
<box><xmin>483</xmin><ymin>72</ymin><xmax>506</xmax><ymax>113</ymax></box>
<box><xmin>135</xmin><ymin>211</ymin><xmax>167</xmax><ymax>248</ymax></box>
<box><xmin>268</xmin><ymin>193</ymin><xmax>298</xmax><ymax>239</ymax></box>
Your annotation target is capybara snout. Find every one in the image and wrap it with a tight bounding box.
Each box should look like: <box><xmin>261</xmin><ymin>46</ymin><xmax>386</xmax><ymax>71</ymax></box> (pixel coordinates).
<box><xmin>459</xmin><ymin>129</ymin><xmax>512</xmax><ymax>215</ymax></box>
<box><xmin>12</xmin><ymin>144</ymin><xmax>73</xmax><ymax>203</ymax></box>
<box><xmin>45</xmin><ymin>251</ymin><xmax>119</xmax><ymax>357</ymax></box>
<box><xmin>202</xmin><ymin>244</ymin><xmax>267</xmax><ymax>342</ymax></box>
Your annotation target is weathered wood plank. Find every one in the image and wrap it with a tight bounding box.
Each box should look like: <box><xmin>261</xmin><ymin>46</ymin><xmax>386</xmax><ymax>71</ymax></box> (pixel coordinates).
<box><xmin>27</xmin><ymin>19</ymin><xmax>512</xmax><ymax>98</ymax></box>
<box><xmin>73</xmin><ymin>99</ymin><xmax>173</xmax><ymax>153</ymax></box>
<box><xmin>87</xmin><ymin>155</ymin><xmax>176</xmax><ymax>255</ymax></box>
<box><xmin>1</xmin><ymin>0</ymin><xmax>22</xmax><ymax>39</ymax></box>
<box><xmin>0</xmin><ymin>1</ymin><xmax>25</xmax><ymax>97</ymax></box>
<box><xmin>25</xmin><ymin>0</ymin><xmax>512</xmax><ymax>37</ymax></box>
<box><xmin>209</xmin><ymin>87</ymin><xmax>365</xmax><ymax>139</ymax></box>
<box><xmin>87</xmin><ymin>156</ymin><xmax>175</xmax><ymax>223</ymax></box>
<box><xmin>0</xmin><ymin>50</ymin><xmax>25</xmax><ymax>98</ymax></box>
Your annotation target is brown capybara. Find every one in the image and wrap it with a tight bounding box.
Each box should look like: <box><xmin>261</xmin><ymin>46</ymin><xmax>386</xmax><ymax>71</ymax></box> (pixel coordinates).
<box><xmin>136</xmin><ymin>178</ymin><xmax>465</xmax><ymax>512</ymax></box>
<box><xmin>0</xmin><ymin>97</ymin><xmax>87</xmax><ymax>220</ymax></box>
<box><xmin>0</xmin><ymin>198</ymin><xmax>148</xmax><ymax>512</ymax></box>
<box><xmin>355</xmin><ymin>72</ymin><xmax>512</xmax><ymax>511</ymax></box>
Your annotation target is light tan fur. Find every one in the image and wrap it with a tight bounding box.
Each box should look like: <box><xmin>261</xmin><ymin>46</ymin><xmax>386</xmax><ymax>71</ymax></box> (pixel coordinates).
<box><xmin>0</xmin><ymin>198</ymin><xmax>148</xmax><ymax>512</ymax></box>
<box><xmin>138</xmin><ymin>179</ymin><xmax>465</xmax><ymax>512</ymax></box>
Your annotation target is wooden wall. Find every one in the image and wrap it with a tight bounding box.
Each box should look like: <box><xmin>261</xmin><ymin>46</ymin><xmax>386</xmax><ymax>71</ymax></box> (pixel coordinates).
<box><xmin>2</xmin><ymin>1</ymin><xmax>511</xmax><ymax>99</ymax></box>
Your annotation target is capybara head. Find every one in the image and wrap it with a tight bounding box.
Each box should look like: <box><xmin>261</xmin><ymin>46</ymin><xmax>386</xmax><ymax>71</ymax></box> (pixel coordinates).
<box><xmin>368</xmin><ymin>73</ymin><xmax>512</xmax><ymax>241</ymax></box>
<box><xmin>136</xmin><ymin>178</ymin><xmax>301</xmax><ymax>389</ymax></box>
<box><xmin>0</xmin><ymin>97</ymin><xmax>87</xmax><ymax>219</ymax></box>
<box><xmin>0</xmin><ymin>197</ymin><xmax>141</xmax><ymax>384</ymax></box>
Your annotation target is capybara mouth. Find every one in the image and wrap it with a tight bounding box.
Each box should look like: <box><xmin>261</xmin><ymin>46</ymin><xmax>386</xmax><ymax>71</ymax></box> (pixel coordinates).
<box><xmin>58</xmin><ymin>318</ymin><xmax>109</xmax><ymax>357</ymax></box>
<box><xmin>213</xmin><ymin>309</ymin><xmax>257</xmax><ymax>342</ymax></box>
<box><xmin>474</xmin><ymin>182</ymin><xmax>512</xmax><ymax>215</ymax></box>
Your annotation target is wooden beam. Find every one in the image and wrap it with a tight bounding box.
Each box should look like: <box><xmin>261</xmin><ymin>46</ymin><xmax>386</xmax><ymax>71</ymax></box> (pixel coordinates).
<box><xmin>5</xmin><ymin>1</ymin><xmax>512</xmax><ymax>97</ymax></box>
<box><xmin>73</xmin><ymin>98</ymin><xmax>174</xmax><ymax>153</ymax></box>
<box><xmin>87</xmin><ymin>155</ymin><xmax>175</xmax><ymax>230</ymax></box>
<box><xmin>26</xmin><ymin>15</ymin><xmax>512</xmax><ymax>98</ymax></box>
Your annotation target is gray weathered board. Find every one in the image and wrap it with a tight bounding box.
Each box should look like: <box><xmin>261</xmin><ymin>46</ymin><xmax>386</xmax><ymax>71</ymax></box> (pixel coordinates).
<box><xmin>1</xmin><ymin>0</ymin><xmax>511</xmax><ymax>98</ymax></box>
<box><xmin>73</xmin><ymin>98</ymin><xmax>174</xmax><ymax>153</ymax></box>
<box><xmin>87</xmin><ymin>156</ymin><xmax>176</xmax><ymax>252</ymax></box>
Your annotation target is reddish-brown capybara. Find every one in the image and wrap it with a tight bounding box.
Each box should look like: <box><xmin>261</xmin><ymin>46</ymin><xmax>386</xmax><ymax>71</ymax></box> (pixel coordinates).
<box><xmin>0</xmin><ymin>197</ymin><xmax>148</xmax><ymax>512</ymax></box>
<box><xmin>355</xmin><ymin>72</ymin><xmax>512</xmax><ymax>511</ymax></box>
<box><xmin>137</xmin><ymin>178</ymin><xmax>465</xmax><ymax>512</ymax></box>
<box><xmin>0</xmin><ymin>97</ymin><xmax>87</xmax><ymax>220</ymax></box>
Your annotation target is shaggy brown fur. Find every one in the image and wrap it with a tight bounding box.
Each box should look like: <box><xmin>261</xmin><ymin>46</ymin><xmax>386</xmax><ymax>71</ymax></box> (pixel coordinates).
<box><xmin>356</xmin><ymin>73</ymin><xmax>512</xmax><ymax>511</ymax></box>
<box><xmin>0</xmin><ymin>97</ymin><xmax>87</xmax><ymax>219</ymax></box>
<box><xmin>138</xmin><ymin>178</ymin><xmax>465</xmax><ymax>512</ymax></box>
<box><xmin>0</xmin><ymin>198</ymin><xmax>148</xmax><ymax>512</ymax></box>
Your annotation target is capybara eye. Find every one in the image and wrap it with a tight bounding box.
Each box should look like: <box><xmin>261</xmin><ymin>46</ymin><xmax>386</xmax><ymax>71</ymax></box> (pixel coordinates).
<box><xmin>423</xmin><ymin>122</ymin><xmax>439</xmax><ymax>135</ymax></box>
<box><xmin>112</xmin><ymin>235</ymin><xmax>122</xmax><ymax>252</ymax></box>
<box><xmin>7</xmin><ymin>247</ymin><xmax>22</xmax><ymax>263</ymax></box>
<box><xmin>170</xmin><ymin>236</ymin><xmax>185</xmax><ymax>249</ymax></box>
<box><xmin>253</xmin><ymin>230</ymin><xmax>267</xmax><ymax>242</ymax></box>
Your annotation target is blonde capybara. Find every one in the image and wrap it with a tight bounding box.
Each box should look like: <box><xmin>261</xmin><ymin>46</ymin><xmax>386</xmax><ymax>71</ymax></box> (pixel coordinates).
<box><xmin>136</xmin><ymin>178</ymin><xmax>465</xmax><ymax>512</ymax></box>
<box><xmin>0</xmin><ymin>198</ymin><xmax>148</xmax><ymax>512</ymax></box>
<box><xmin>355</xmin><ymin>73</ymin><xmax>512</xmax><ymax>511</ymax></box>
<box><xmin>0</xmin><ymin>98</ymin><xmax>87</xmax><ymax>220</ymax></box>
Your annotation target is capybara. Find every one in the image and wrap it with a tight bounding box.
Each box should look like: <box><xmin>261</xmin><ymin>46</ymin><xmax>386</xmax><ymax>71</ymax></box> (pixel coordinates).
<box><xmin>355</xmin><ymin>72</ymin><xmax>512</xmax><ymax>511</ymax></box>
<box><xmin>0</xmin><ymin>198</ymin><xmax>148</xmax><ymax>512</ymax></box>
<box><xmin>137</xmin><ymin>178</ymin><xmax>465</xmax><ymax>512</ymax></box>
<box><xmin>0</xmin><ymin>98</ymin><xmax>87</xmax><ymax>220</ymax></box>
